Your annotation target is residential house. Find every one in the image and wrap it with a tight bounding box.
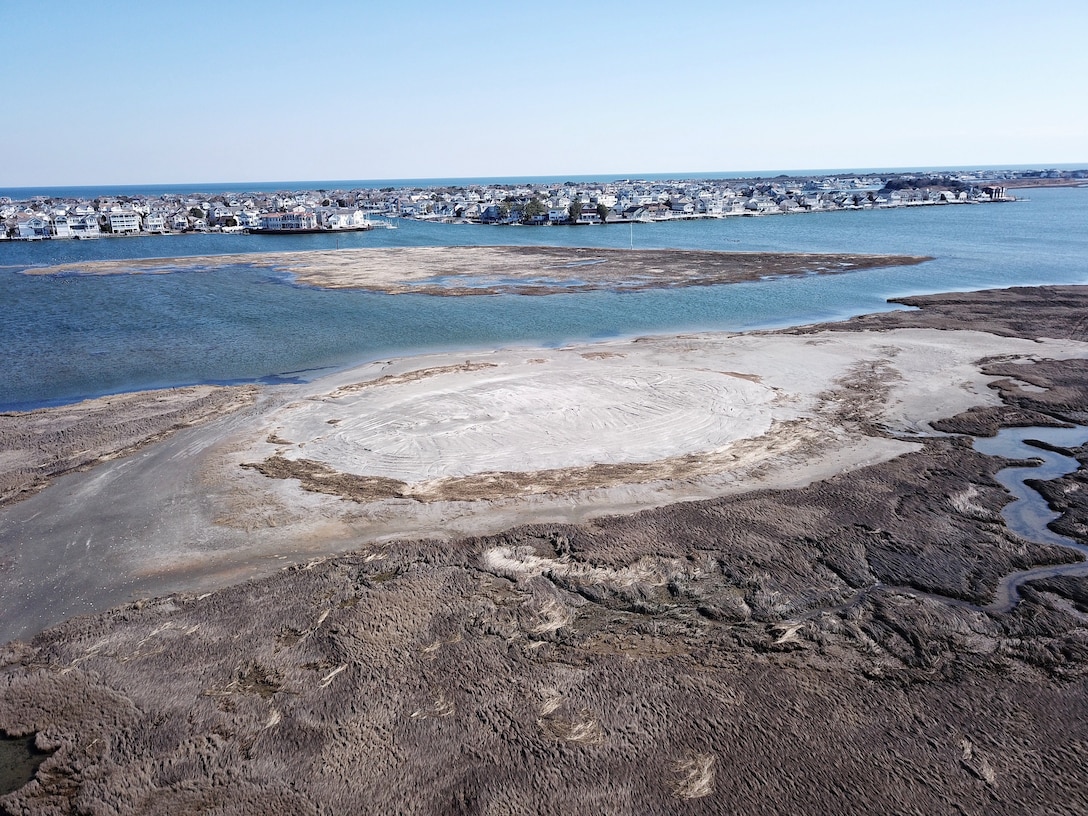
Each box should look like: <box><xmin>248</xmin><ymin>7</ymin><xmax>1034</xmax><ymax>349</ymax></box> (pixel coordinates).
<box><xmin>52</xmin><ymin>214</ymin><xmax>74</xmax><ymax>238</ymax></box>
<box><xmin>324</xmin><ymin>209</ymin><xmax>371</xmax><ymax>229</ymax></box>
<box><xmin>480</xmin><ymin>204</ymin><xmax>517</xmax><ymax>224</ymax></box>
<box><xmin>108</xmin><ymin>210</ymin><xmax>141</xmax><ymax>234</ymax></box>
<box><xmin>258</xmin><ymin>211</ymin><xmax>318</xmax><ymax>230</ymax></box>
<box><xmin>575</xmin><ymin>207</ymin><xmax>602</xmax><ymax>224</ymax></box>
<box><xmin>171</xmin><ymin>210</ymin><xmax>191</xmax><ymax>231</ymax></box>
<box><xmin>16</xmin><ymin>214</ymin><xmax>51</xmax><ymax>239</ymax></box>
<box><xmin>238</xmin><ymin>210</ymin><xmax>262</xmax><ymax>229</ymax></box>
<box><xmin>70</xmin><ymin>214</ymin><xmax>101</xmax><ymax>238</ymax></box>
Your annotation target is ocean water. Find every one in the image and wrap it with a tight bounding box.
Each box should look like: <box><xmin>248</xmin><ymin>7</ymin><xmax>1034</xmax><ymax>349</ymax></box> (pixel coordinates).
<box><xmin>1</xmin><ymin>163</ymin><xmax>1082</xmax><ymax>200</ymax></box>
<box><xmin>2</xmin><ymin>187</ymin><xmax>1087</xmax><ymax>411</ymax></box>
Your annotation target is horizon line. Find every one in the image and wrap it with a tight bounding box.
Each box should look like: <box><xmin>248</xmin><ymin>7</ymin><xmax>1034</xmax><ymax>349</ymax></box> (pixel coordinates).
<box><xmin>4</xmin><ymin>162</ymin><xmax>1087</xmax><ymax>195</ymax></box>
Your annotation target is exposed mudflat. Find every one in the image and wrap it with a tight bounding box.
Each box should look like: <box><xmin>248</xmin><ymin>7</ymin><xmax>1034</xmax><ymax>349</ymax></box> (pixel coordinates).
<box><xmin>23</xmin><ymin>245</ymin><xmax>930</xmax><ymax>295</ymax></box>
<box><xmin>0</xmin><ymin>386</ymin><xmax>257</xmax><ymax>506</ymax></box>
<box><xmin>4</xmin><ymin>286</ymin><xmax>1088</xmax><ymax>813</ymax></box>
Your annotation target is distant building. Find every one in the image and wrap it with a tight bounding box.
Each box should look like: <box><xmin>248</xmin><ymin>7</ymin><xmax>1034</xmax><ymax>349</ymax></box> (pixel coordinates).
<box><xmin>52</xmin><ymin>215</ymin><xmax>73</xmax><ymax>238</ymax></box>
<box><xmin>70</xmin><ymin>214</ymin><xmax>101</xmax><ymax>238</ymax></box>
<box><xmin>16</xmin><ymin>215</ymin><xmax>51</xmax><ymax>239</ymax></box>
<box><xmin>258</xmin><ymin>211</ymin><xmax>318</xmax><ymax>231</ymax></box>
<box><xmin>322</xmin><ymin>209</ymin><xmax>371</xmax><ymax>229</ymax></box>
<box><xmin>108</xmin><ymin>210</ymin><xmax>141</xmax><ymax>233</ymax></box>
<box><xmin>171</xmin><ymin>211</ymin><xmax>190</xmax><ymax>231</ymax></box>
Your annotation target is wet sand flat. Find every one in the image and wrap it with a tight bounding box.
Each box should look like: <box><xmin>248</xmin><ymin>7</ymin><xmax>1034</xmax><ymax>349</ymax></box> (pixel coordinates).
<box><xmin>22</xmin><ymin>245</ymin><xmax>930</xmax><ymax>295</ymax></box>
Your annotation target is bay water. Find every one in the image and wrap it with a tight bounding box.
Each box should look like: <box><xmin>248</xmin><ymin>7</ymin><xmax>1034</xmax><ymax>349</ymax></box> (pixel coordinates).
<box><xmin>2</xmin><ymin>187</ymin><xmax>1087</xmax><ymax>411</ymax></box>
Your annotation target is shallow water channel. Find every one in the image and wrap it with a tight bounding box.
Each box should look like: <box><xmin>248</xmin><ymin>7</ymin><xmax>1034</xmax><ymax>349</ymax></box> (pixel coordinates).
<box><xmin>972</xmin><ymin>425</ymin><xmax>1088</xmax><ymax>611</ymax></box>
<box><xmin>0</xmin><ymin>734</ymin><xmax>51</xmax><ymax>797</ymax></box>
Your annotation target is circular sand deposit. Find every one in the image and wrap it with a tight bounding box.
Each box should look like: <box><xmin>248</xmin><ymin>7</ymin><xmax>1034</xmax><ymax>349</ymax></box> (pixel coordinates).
<box><xmin>274</xmin><ymin>366</ymin><xmax>774</xmax><ymax>482</ymax></box>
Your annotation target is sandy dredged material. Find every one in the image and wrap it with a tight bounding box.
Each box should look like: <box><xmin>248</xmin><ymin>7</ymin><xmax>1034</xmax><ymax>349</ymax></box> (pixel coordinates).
<box><xmin>0</xmin><ymin>385</ymin><xmax>258</xmax><ymax>506</ymax></box>
<box><xmin>237</xmin><ymin>325</ymin><xmax>1088</xmax><ymax>512</ymax></box>
<box><xmin>4</xmin><ymin>295</ymin><xmax>1088</xmax><ymax>648</ymax></box>
<box><xmin>276</xmin><ymin>362</ymin><xmax>773</xmax><ymax>480</ymax></box>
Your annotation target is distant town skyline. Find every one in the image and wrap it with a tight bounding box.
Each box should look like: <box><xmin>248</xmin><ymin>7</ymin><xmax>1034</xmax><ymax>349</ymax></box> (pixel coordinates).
<box><xmin>3</xmin><ymin>1</ymin><xmax>1086</xmax><ymax>187</ymax></box>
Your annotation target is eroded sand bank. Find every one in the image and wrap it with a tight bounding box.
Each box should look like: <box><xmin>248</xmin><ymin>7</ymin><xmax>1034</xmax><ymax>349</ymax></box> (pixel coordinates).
<box><xmin>22</xmin><ymin>245</ymin><xmax>929</xmax><ymax>295</ymax></box>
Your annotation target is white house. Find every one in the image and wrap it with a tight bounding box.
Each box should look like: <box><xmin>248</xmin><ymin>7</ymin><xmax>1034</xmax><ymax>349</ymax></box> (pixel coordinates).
<box><xmin>52</xmin><ymin>215</ymin><xmax>74</xmax><ymax>238</ymax></box>
<box><xmin>16</xmin><ymin>215</ymin><xmax>51</xmax><ymax>239</ymax></box>
<box><xmin>238</xmin><ymin>210</ymin><xmax>262</xmax><ymax>229</ymax></box>
<box><xmin>70</xmin><ymin>214</ymin><xmax>101</xmax><ymax>238</ymax></box>
<box><xmin>324</xmin><ymin>209</ymin><xmax>371</xmax><ymax>229</ymax></box>
<box><xmin>258</xmin><ymin>211</ymin><xmax>318</xmax><ymax>231</ymax></box>
<box><xmin>108</xmin><ymin>210</ymin><xmax>141</xmax><ymax>234</ymax></box>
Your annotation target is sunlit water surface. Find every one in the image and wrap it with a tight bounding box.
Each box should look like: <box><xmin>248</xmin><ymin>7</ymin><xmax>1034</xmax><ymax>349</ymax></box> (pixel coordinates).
<box><xmin>2</xmin><ymin>188</ymin><xmax>1086</xmax><ymax>410</ymax></box>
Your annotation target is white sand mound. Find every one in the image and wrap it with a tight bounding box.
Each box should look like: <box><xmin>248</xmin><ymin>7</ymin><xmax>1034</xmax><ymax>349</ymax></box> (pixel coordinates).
<box><xmin>273</xmin><ymin>364</ymin><xmax>773</xmax><ymax>481</ymax></box>
<box><xmin>244</xmin><ymin>327</ymin><xmax>1088</xmax><ymax>514</ymax></box>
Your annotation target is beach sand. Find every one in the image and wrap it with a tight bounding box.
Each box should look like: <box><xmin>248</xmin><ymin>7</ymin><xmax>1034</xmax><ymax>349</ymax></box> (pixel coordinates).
<box><xmin>4</xmin><ymin>286</ymin><xmax>1088</xmax><ymax>813</ymax></box>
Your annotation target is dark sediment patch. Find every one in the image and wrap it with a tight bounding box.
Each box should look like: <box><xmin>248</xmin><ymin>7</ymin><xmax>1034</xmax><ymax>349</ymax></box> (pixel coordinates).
<box><xmin>3</xmin><ymin>425</ymin><xmax>1088</xmax><ymax>812</ymax></box>
<box><xmin>932</xmin><ymin>357</ymin><xmax>1088</xmax><ymax>436</ymax></box>
<box><xmin>808</xmin><ymin>284</ymin><xmax>1088</xmax><ymax>343</ymax></box>
<box><xmin>1023</xmin><ymin>439</ymin><xmax>1088</xmax><ymax>543</ymax></box>
<box><xmin>794</xmin><ymin>286</ymin><xmax>1088</xmax><ymax>436</ymax></box>
<box><xmin>2</xmin><ymin>519</ymin><xmax>1087</xmax><ymax>813</ymax></box>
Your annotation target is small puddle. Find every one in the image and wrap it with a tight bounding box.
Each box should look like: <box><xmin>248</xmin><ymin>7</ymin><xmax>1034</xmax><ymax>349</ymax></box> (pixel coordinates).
<box><xmin>0</xmin><ymin>733</ymin><xmax>51</xmax><ymax>796</ymax></box>
<box><xmin>973</xmin><ymin>425</ymin><xmax>1088</xmax><ymax>611</ymax></box>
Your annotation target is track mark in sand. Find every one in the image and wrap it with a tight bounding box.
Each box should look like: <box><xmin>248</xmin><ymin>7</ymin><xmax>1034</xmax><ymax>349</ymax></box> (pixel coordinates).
<box><xmin>673</xmin><ymin>752</ymin><xmax>716</xmax><ymax>799</ymax></box>
<box><xmin>243</xmin><ymin>417</ymin><xmax>815</xmax><ymax>503</ymax></box>
<box><xmin>265</xmin><ymin>365</ymin><xmax>776</xmax><ymax>486</ymax></box>
<box><xmin>326</xmin><ymin>361</ymin><xmax>498</xmax><ymax>399</ymax></box>
<box><xmin>318</xmin><ymin>664</ymin><xmax>347</xmax><ymax>689</ymax></box>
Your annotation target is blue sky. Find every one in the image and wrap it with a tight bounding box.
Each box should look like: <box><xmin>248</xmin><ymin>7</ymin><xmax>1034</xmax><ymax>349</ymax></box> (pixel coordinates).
<box><xmin>2</xmin><ymin>1</ymin><xmax>1085</xmax><ymax>186</ymax></box>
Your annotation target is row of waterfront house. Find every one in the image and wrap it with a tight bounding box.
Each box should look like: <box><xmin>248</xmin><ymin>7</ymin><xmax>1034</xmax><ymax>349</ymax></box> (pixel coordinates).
<box><xmin>1</xmin><ymin>202</ymin><xmax>377</xmax><ymax>240</ymax></box>
<box><xmin>0</xmin><ymin>170</ymin><xmax>1032</xmax><ymax>240</ymax></box>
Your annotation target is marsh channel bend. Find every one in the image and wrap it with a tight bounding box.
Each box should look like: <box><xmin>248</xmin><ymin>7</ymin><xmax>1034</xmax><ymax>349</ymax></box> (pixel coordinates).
<box><xmin>973</xmin><ymin>425</ymin><xmax>1088</xmax><ymax>612</ymax></box>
